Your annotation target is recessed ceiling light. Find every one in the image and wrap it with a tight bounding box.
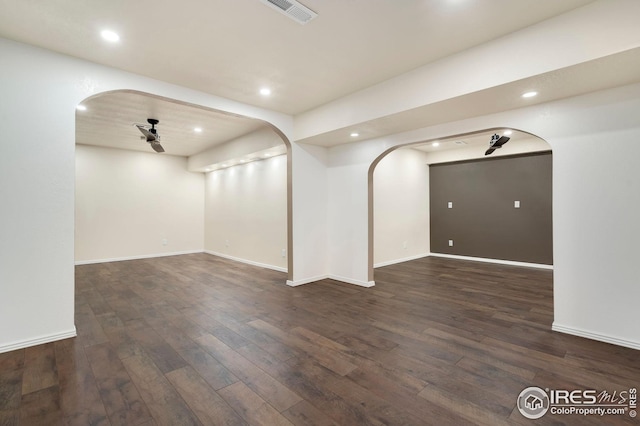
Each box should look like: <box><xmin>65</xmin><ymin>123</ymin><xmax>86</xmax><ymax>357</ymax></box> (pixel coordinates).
<box><xmin>350</xmin><ymin>132</ymin><xmax>359</xmax><ymax>137</ymax></box>
<box><xmin>222</xmin><ymin>164</ymin><xmax>228</xmax><ymax>168</ymax></box>
<box><xmin>76</xmin><ymin>105</ymin><xmax>87</xmax><ymax>111</ymax></box>
<box><xmin>522</xmin><ymin>91</ymin><xmax>538</xmax><ymax>98</ymax></box>
<box><xmin>205</xmin><ymin>168</ymin><xmax>211</xmax><ymax>172</ymax></box>
<box><xmin>100</xmin><ymin>30</ymin><xmax>120</xmax><ymax>43</ymax></box>
<box><xmin>432</xmin><ymin>141</ymin><xmax>440</xmax><ymax>147</ymax></box>
<box><xmin>264</xmin><ymin>153</ymin><xmax>272</xmax><ymax>157</ymax></box>
<box><xmin>503</xmin><ymin>130</ymin><xmax>513</xmax><ymax>136</ymax></box>
<box><xmin>240</xmin><ymin>159</ymin><xmax>246</xmax><ymax>164</ymax></box>
<box><xmin>259</xmin><ymin>87</ymin><xmax>271</xmax><ymax>96</ymax></box>
<box><xmin>194</xmin><ymin>127</ymin><xmax>202</xmax><ymax>133</ymax></box>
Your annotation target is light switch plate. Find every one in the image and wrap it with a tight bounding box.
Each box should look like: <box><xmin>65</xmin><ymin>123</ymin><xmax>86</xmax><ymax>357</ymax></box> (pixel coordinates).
<box><xmin>514</xmin><ymin>200</ymin><xmax>521</xmax><ymax>208</ymax></box>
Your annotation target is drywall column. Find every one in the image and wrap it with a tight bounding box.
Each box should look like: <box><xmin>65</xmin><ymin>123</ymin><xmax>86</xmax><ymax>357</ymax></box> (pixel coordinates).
<box><xmin>0</xmin><ymin>42</ymin><xmax>77</xmax><ymax>351</ymax></box>
<box><xmin>286</xmin><ymin>143</ymin><xmax>330</xmax><ymax>285</ymax></box>
<box><xmin>323</xmin><ymin>140</ymin><xmax>397</xmax><ymax>286</ymax></box>
<box><xmin>327</xmin><ymin>162</ymin><xmax>372</xmax><ymax>286</ymax></box>
<box><xmin>539</xmin><ymin>89</ymin><xmax>640</xmax><ymax>349</ymax></box>
<box><xmin>550</xmin><ymin>129</ymin><xmax>640</xmax><ymax>347</ymax></box>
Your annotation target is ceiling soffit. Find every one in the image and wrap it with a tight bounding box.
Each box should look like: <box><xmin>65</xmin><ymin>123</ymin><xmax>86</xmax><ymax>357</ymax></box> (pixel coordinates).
<box><xmin>0</xmin><ymin>0</ymin><xmax>597</xmax><ymax>115</ymax></box>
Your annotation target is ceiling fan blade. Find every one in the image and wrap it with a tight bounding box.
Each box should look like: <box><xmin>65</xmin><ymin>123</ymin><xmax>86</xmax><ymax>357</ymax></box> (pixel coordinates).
<box><xmin>136</xmin><ymin>124</ymin><xmax>156</xmax><ymax>141</ymax></box>
<box><xmin>494</xmin><ymin>136</ymin><xmax>510</xmax><ymax>147</ymax></box>
<box><xmin>151</xmin><ymin>141</ymin><xmax>165</xmax><ymax>153</ymax></box>
<box><xmin>485</xmin><ymin>147</ymin><xmax>496</xmax><ymax>156</ymax></box>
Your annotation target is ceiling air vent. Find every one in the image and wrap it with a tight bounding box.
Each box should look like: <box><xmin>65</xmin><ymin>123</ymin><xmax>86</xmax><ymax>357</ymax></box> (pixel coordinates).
<box><xmin>454</xmin><ymin>140</ymin><xmax>468</xmax><ymax>145</ymax></box>
<box><xmin>260</xmin><ymin>0</ymin><xmax>318</xmax><ymax>25</ymax></box>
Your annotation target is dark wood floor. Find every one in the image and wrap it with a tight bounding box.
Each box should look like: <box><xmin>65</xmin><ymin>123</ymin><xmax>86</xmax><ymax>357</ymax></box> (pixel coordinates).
<box><xmin>1</xmin><ymin>254</ymin><xmax>638</xmax><ymax>425</ymax></box>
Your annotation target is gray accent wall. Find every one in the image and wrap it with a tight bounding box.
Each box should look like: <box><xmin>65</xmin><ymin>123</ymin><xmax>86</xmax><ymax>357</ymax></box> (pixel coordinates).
<box><xmin>430</xmin><ymin>151</ymin><xmax>552</xmax><ymax>265</ymax></box>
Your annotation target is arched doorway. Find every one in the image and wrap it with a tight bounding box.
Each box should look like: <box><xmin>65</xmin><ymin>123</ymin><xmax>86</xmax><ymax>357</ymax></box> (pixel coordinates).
<box><xmin>75</xmin><ymin>90</ymin><xmax>294</xmax><ymax>280</ymax></box>
<box><xmin>368</xmin><ymin>128</ymin><xmax>552</xmax><ymax>281</ymax></box>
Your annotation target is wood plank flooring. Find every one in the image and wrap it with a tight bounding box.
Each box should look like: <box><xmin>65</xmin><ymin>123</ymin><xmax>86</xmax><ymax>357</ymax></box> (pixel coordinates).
<box><xmin>1</xmin><ymin>254</ymin><xmax>639</xmax><ymax>425</ymax></box>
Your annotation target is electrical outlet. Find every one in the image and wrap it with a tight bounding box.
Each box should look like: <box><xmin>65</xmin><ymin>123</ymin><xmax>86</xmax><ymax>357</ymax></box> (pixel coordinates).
<box><xmin>225</xmin><ymin>239</ymin><xmax>229</xmax><ymax>247</ymax></box>
<box><xmin>162</xmin><ymin>239</ymin><xmax>168</xmax><ymax>246</ymax></box>
<box><xmin>281</xmin><ymin>249</ymin><xmax>286</xmax><ymax>258</ymax></box>
<box><xmin>448</xmin><ymin>239</ymin><xmax>454</xmax><ymax>247</ymax></box>
<box><xmin>403</xmin><ymin>241</ymin><xmax>408</xmax><ymax>249</ymax></box>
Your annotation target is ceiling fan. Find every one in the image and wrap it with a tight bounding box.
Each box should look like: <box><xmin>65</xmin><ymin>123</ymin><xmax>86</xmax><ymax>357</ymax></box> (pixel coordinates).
<box><xmin>484</xmin><ymin>133</ymin><xmax>510</xmax><ymax>155</ymax></box>
<box><xmin>135</xmin><ymin>118</ymin><xmax>165</xmax><ymax>153</ymax></box>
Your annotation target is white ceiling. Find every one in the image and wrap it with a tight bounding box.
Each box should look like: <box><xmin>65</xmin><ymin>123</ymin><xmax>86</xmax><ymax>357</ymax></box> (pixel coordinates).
<box><xmin>76</xmin><ymin>91</ymin><xmax>264</xmax><ymax>156</ymax></box>
<box><xmin>0</xmin><ymin>0</ymin><xmax>596</xmax><ymax>115</ymax></box>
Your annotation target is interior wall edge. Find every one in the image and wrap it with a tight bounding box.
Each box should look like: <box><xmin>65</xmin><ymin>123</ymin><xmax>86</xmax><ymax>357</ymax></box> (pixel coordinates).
<box><xmin>286</xmin><ymin>275</ymin><xmax>375</xmax><ymax>288</ymax></box>
<box><xmin>204</xmin><ymin>251</ymin><xmax>287</xmax><ymax>273</ymax></box>
<box><xmin>0</xmin><ymin>328</ymin><xmax>77</xmax><ymax>355</ymax></box>
<box><xmin>74</xmin><ymin>250</ymin><xmax>204</xmax><ymax>266</ymax></box>
<box><xmin>552</xmin><ymin>323</ymin><xmax>640</xmax><ymax>351</ymax></box>
<box><xmin>373</xmin><ymin>253</ymin><xmax>430</xmax><ymax>269</ymax></box>
<box><xmin>286</xmin><ymin>275</ymin><xmax>330</xmax><ymax>287</ymax></box>
<box><xmin>327</xmin><ymin>275</ymin><xmax>375</xmax><ymax>288</ymax></box>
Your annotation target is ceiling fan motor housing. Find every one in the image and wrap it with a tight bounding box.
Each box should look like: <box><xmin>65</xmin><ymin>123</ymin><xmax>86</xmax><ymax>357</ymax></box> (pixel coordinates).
<box><xmin>147</xmin><ymin>118</ymin><xmax>159</xmax><ymax>137</ymax></box>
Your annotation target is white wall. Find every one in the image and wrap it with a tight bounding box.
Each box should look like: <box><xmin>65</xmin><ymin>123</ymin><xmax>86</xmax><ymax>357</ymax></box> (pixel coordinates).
<box><xmin>373</xmin><ymin>148</ymin><xmax>430</xmax><ymax>266</ymax></box>
<box><xmin>75</xmin><ymin>145</ymin><xmax>204</xmax><ymax>263</ymax></box>
<box><xmin>205</xmin><ymin>154</ymin><xmax>287</xmax><ymax>270</ymax></box>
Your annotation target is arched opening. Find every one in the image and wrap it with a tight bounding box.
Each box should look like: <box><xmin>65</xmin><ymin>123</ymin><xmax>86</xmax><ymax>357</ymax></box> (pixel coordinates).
<box><xmin>368</xmin><ymin>128</ymin><xmax>552</xmax><ymax>281</ymax></box>
<box><xmin>75</xmin><ymin>89</ymin><xmax>293</xmax><ymax>281</ymax></box>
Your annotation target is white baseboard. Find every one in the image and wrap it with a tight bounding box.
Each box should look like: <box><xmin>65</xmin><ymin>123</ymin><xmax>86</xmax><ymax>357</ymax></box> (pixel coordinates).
<box><xmin>0</xmin><ymin>327</ymin><xmax>77</xmax><ymax>354</ymax></box>
<box><xmin>329</xmin><ymin>275</ymin><xmax>375</xmax><ymax>288</ymax></box>
<box><xmin>428</xmin><ymin>253</ymin><xmax>553</xmax><ymax>270</ymax></box>
<box><xmin>287</xmin><ymin>274</ymin><xmax>375</xmax><ymax>288</ymax></box>
<box><xmin>75</xmin><ymin>250</ymin><xmax>204</xmax><ymax>265</ymax></box>
<box><xmin>374</xmin><ymin>253</ymin><xmax>430</xmax><ymax>268</ymax></box>
<box><xmin>286</xmin><ymin>274</ymin><xmax>330</xmax><ymax>287</ymax></box>
<box><xmin>552</xmin><ymin>323</ymin><xmax>640</xmax><ymax>351</ymax></box>
<box><xmin>204</xmin><ymin>251</ymin><xmax>287</xmax><ymax>273</ymax></box>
